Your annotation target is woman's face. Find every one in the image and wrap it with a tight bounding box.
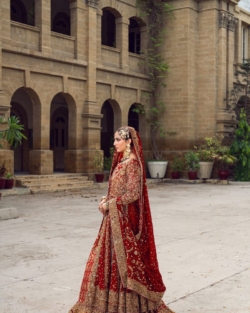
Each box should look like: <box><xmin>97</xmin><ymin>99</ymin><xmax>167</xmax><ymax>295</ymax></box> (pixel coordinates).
<box><xmin>113</xmin><ymin>131</ymin><xmax>129</xmax><ymax>153</ymax></box>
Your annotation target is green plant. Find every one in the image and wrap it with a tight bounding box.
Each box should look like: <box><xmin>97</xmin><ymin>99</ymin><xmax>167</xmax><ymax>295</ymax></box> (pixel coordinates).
<box><xmin>133</xmin><ymin>0</ymin><xmax>174</xmax><ymax>160</ymax></box>
<box><xmin>185</xmin><ymin>151</ymin><xmax>200</xmax><ymax>172</ymax></box>
<box><xmin>230</xmin><ymin>109</ymin><xmax>250</xmax><ymax>180</ymax></box>
<box><xmin>171</xmin><ymin>156</ymin><xmax>185</xmax><ymax>172</ymax></box>
<box><xmin>216</xmin><ymin>148</ymin><xmax>237</xmax><ymax>171</ymax></box>
<box><xmin>93</xmin><ymin>151</ymin><xmax>104</xmax><ymax>173</ymax></box>
<box><xmin>195</xmin><ymin>137</ymin><xmax>222</xmax><ymax>162</ymax></box>
<box><xmin>5</xmin><ymin>172</ymin><xmax>14</xmax><ymax>180</ymax></box>
<box><xmin>0</xmin><ymin>116</ymin><xmax>27</xmax><ymax>148</ymax></box>
<box><xmin>104</xmin><ymin>147</ymin><xmax>114</xmax><ymax>171</ymax></box>
<box><xmin>0</xmin><ymin>162</ymin><xmax>7</xmax><ymax>178</ymax></box>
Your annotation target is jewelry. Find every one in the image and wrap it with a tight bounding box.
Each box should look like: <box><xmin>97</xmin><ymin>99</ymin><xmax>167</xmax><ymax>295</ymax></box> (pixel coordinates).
<box><xmin>117</xmin><ymin>127</ymin><xmax>130</xmax><ymax>140</ymax></box>
<box><xmin>120</xmin><ymin>143</ymin><xmax>131</xmax><ymax>162</ymax></box>
<box><xmin>100</xmin><ymin>196</ymin><xmax>106</xmax><ymax>201</ymax></box>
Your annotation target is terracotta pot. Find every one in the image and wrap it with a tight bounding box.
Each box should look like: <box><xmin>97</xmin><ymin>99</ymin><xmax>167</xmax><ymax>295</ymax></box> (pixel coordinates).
<box><xmin>218</xmin><ymin>170</ymin><xmax>229</xmax><ymax>180</ymax></box>
<box><xmin>171</xmin><ymin>172</ymin><xmax>180</xmax><ymax>179</ymax></box>
<box><xmin>95</xmin><ymin>173</ymin><xmax>105</xmax><ymax>183</ymax></box>
<box><xmin>0</xmin><ymin>178</ymin><xmax>6</xmax><ymax>189</ymax></box>
<box><xmin>4</xmin><ymin>179</ymin><xmax>14</xmax><ymax>189</ymax></box>
<box><xmin>188</xmin><ymin>171</ymin><xmax>197</xmax><ymax>180</ymax></box>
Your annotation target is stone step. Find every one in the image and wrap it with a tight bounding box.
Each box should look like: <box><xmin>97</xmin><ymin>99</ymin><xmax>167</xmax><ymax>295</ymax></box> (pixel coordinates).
<box><xmin>30</xmin><ymin>182</ymin><xmax>94</xmax><ymax>194</ymax></box>
<box><xmin>15</xmin><ymin>173</ymin><xmax>84</xmax><ymax>180</ymax></box>
<box><xmin>14</xmin><ymin>173</ymin><xmax>94</xmax><ymax>194</ymax></box>
<box><xmin>16</xmin><ymin>176</ymin><xmax>88</xmax><ymax>187</ymax></box>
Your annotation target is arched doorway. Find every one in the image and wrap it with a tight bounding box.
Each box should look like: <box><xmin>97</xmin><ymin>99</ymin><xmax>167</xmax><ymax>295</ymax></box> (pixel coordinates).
<box><xmin>10</xmin><ymin>88</ymin><xmax>33</xmax><ymax>172</ymax></box>
<box><xmin>50</xmin><ymin>94</ymin><xmax>69</xmax><ymax>171</ymax></box>
<box><xmin>128</xmin><ymin>104</ymin><xmax>140</xmax><ymax>131</ymax></box>
<box><xmin>101</xmin><ymin>100</ymin><xmax>114</xmax><ymax>157</ymax></box>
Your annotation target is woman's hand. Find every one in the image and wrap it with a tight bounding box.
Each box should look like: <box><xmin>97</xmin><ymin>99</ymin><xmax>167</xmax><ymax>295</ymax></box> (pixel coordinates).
<box><xmin>98</xmin><ymin>197</ymin><xmax>108</xmax><ymax>215</ymax></box>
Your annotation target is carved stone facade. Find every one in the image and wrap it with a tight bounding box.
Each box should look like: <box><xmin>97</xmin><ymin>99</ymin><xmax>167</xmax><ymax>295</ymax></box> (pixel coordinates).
<box><xmin>0</xmin><ymin>0</ymin><xmax>250</xmax><ymax>175</ymax></box>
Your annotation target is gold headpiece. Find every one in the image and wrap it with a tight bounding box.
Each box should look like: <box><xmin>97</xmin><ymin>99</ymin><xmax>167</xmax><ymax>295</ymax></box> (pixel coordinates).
<box><xmin>117</xmin><ymin>127</ymin><xmax>130</xmax><ymax>140</ymax></box>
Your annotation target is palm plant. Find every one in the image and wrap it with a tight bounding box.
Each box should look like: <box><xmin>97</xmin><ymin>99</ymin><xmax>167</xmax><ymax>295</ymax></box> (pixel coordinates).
<box><xmin>0</xmin><ymin>116</ymin><xmax>27</xmax><ymax>148</ymax></box>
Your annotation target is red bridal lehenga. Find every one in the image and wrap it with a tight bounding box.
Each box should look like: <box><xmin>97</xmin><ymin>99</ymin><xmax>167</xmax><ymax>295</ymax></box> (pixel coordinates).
<box><xmin>69</xmin><ymin>127</ymin><xmax>175</xmax><ymax>313</ymax></box>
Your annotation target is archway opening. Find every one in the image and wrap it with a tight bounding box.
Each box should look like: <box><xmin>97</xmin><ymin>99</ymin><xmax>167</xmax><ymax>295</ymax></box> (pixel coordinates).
<box><xmin>11</xmin><ymin>0</ymin><xmax>35</xmax><ymax>26</ymax></box>
<box><xmin>236</xmin><ymin>95</ymin><xmax>250</xmax><ymax>123</ymax></box>
<box><xmin>101</xmin><ymin>8</ymin><xmax>119</xmax><ymax>48</ymax></box>
<box><xmin>50</xmin><ymin>94</ymin><xmax>69</xmax><ymax>171</ymax></box>
<box><xmin>10</xmin><ymin>88</ymin><xmax>33</xmax><ymax>173</ymax></box>
<box><xmin>101</xmin><ymin>100</ymin><xmax>114</xmax><ymax>157</ymax></box>
<box><xmin>128</xmin><ymin>104</ymin><xmax>140</xmax><ymax>131</ymax></box>
<box><xmin>51</xmin><ymin>0</ymin><xmax>70</xmax><ymax>36</ymax></box>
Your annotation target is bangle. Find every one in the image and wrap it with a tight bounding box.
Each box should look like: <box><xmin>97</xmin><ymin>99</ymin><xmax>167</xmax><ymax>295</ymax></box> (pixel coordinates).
<box><xmin>106</xmin><ymin>201</ymin><xmax>109</xmax><ymax>209</ymax></box>
<box><xmin>100</xmin><ymin>196</ymin><xmax>106</xmax><ymax>201</ymax></box>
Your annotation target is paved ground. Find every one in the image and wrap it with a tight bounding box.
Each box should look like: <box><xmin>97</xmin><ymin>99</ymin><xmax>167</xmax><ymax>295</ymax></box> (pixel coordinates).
<box><xmin>0</xmin><ymin>183</ymin><xmax>250</xmax><ymax>313</ymax></box>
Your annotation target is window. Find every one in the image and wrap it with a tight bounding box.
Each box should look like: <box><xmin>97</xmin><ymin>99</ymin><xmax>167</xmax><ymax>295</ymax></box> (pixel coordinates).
<box><xmin>101</xmin><ymin>9</ymin><xmax>116</xmax><ymax>48</ymax></box>
<box><xmin>242</xmin><ymin>25</ymin><xmax>248</xmax><ymax>63</ymax></box>
<box><xmin>129</xmin><ymin>18</ymin><xmax>141</xmax><ymax>54</ymax></box>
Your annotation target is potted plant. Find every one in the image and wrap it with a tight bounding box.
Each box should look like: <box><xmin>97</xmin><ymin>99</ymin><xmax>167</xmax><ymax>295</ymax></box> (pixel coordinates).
<box><xmin>171</xmin><ymin>156</ymin><xmax>185</xmax><ymax>179</ymax></box>
<box><xmin>216</xmin><ymin>146</ymin><xmax>237</xmax><ymax>180</ymax></box>
<box><xmin>93</xmin><ymin>151</ymin><xmax>104</xmax><ymax>183</ymax></box>
<box><xmin>0</xmin><ymin>162</ymin><xmax>7</xmax><ymax>189</ymax></box>
<box><xmin>195</xmin><ymin>137</ymin><xmax>222</xmax><ymax>179</ymax></box>
<box><xmin>185</xmin><ymin>151</ymin><xmax>200</xmax><ymax>180</ymax></box>
<box><xmin>5</xmin><ymin>172</ymin><xmax>15</xmax><ymax>189</ymax></box>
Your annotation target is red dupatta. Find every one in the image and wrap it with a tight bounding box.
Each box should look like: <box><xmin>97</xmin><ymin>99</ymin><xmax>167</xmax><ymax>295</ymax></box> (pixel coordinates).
<box><xmin>108</xmin><ymin>127</ymin><xmax>166</xmax><ymax>302</ymax></box>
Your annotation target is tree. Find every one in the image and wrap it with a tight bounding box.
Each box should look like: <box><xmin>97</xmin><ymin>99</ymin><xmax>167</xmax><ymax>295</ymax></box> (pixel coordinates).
<box><xmin>230</xmin><ymin>109</ymin><xmax>250</xmax><ymax>181</ymax></box>
<box><xmin>0</xmin><ymin>116</ymin><xmax>27</xmax><ymax>149</ymax></box>
<box><xmin>134</xmin><ymin>0</ymin><xmax>174</xmax><ymax>160</ymax></box>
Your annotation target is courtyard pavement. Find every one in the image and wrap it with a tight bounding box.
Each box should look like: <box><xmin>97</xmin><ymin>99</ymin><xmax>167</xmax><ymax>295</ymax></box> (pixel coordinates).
<box><xmin>0</xmin><ymin>183</ymin><xmax>250</xmax><ymax>313</ymax></box>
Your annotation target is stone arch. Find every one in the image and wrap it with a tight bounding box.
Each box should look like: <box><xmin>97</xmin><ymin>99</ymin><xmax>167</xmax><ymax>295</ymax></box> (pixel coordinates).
<box><xmin>128</xmin><ymin>103</ymin><xmax>140</xmax><ymax>131</ymax></box>
<box><xmin>99</xmin><ymin>0</ymin><xmax>125</xmax><ymax>16</ymax></box>
<box><xmin>101</xmin><ymin>99</ymin><xmax>121</xmax><ymax>157</ymax></box>
<box><xmin>10</xmin><ymin>87</ymin><xmax>40</xmax><ymax>172</ymax></box>
<box><xmin>50</xmin><ymin>92</ymin><xmax>77</xmax><ymax>171</ymax></box>
<box><xmin>101</xmin><ymin>7</ymin><xmax>122</xmax><ymax>48</ymax></box>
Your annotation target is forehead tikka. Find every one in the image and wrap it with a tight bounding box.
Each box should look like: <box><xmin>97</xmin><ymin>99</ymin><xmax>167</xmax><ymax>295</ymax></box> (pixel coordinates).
<box><xmin>118</xmin><ymin>127</ymin><xmax>130</xmax><ymax>140</ymax></box>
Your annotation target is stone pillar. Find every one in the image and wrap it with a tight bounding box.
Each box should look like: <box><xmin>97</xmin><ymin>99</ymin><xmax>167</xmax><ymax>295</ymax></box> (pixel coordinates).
<box><xmin>217</xmin><ymin>11</ymin><xmax>228</xmax><ymax>110</ymax></box>
<box><xmin>35</xmin><ymin>0</ymin><xmax>51</xmax><ymax>54</ymax></box>
<box><xmin>70</xmin><ymin>0</ymin><xmax>87</xmax><ymax>61</ymax></box>
<box><xmin>1</xmin><ymin>0</ymin><xmax>11</xmax><ymax>47</ymax></box>
<box><xmin>96</xmin><ymin>9</ymin><xmax>102</xmax><ymax>63</ymax></box>
<box><xmin>82</xmin><ymin>0</ymin><xmax>103</xmax><ymax>174</ymax></box>
<box><xmin>116</xmin><ymin>17</ymin><xmax>129</xmax><ymax>71</ymax></box>
<box><xmin>29</xmin><ymin>105</ymin><xmax>53</xmax><ymax>174</ymax></box>
<box><xmin>0</xmin><ymin>1</ymin><xmax>14</xmax><ymax>174</ymax></box>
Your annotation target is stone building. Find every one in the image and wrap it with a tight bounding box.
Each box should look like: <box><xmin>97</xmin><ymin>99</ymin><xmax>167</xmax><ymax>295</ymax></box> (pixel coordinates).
<box><xmin>0</xmin><ymin>0</ymin><xmax>249</xmax><ymax>175</ymax></box>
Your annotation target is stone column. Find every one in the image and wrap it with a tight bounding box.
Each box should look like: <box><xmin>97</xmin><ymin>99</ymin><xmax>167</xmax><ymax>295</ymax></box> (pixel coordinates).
<box><xmin>217</xmin><ymin>11</ymin><xmax>228</xmax><ymax>110</ymax></box>
<box><xmin>35</xmin><ymin>0</ymin><xmax>51</xmax><ymax>54</ymax></box>
<box><xmin>29</xmin><ymin>105</ymin><xmax>53</xmax><ymax>175</ymax></box>
<box><xmin>116</xmin><ymin>17</ymin><xmax>129</xmax><ymax>71</ymax></box>
<box><xmin>82</xmin><ymin>0</ymin><xmax>103</xmax><ymax>174</ymax></box>
<box><xmin>0</xmin><ymin>1</ymin><xmax>14</xmax><ymax>174</ymax></box>
<box><xmin>1</xmin><ymin>0</ymin><xmax>11</xmax><ymax>47</ymax></box>
<box><xmin>70</xmin><ymin>0</ymin><xmax>87</xmax><ymax>61</ymax></box>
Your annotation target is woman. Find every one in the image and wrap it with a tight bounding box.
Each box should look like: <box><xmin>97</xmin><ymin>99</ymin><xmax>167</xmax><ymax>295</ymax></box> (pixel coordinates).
<box><xmin>69</xmin><ymin>126</ymin><xmax>174</xmax><ymax>313</ymax></box>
